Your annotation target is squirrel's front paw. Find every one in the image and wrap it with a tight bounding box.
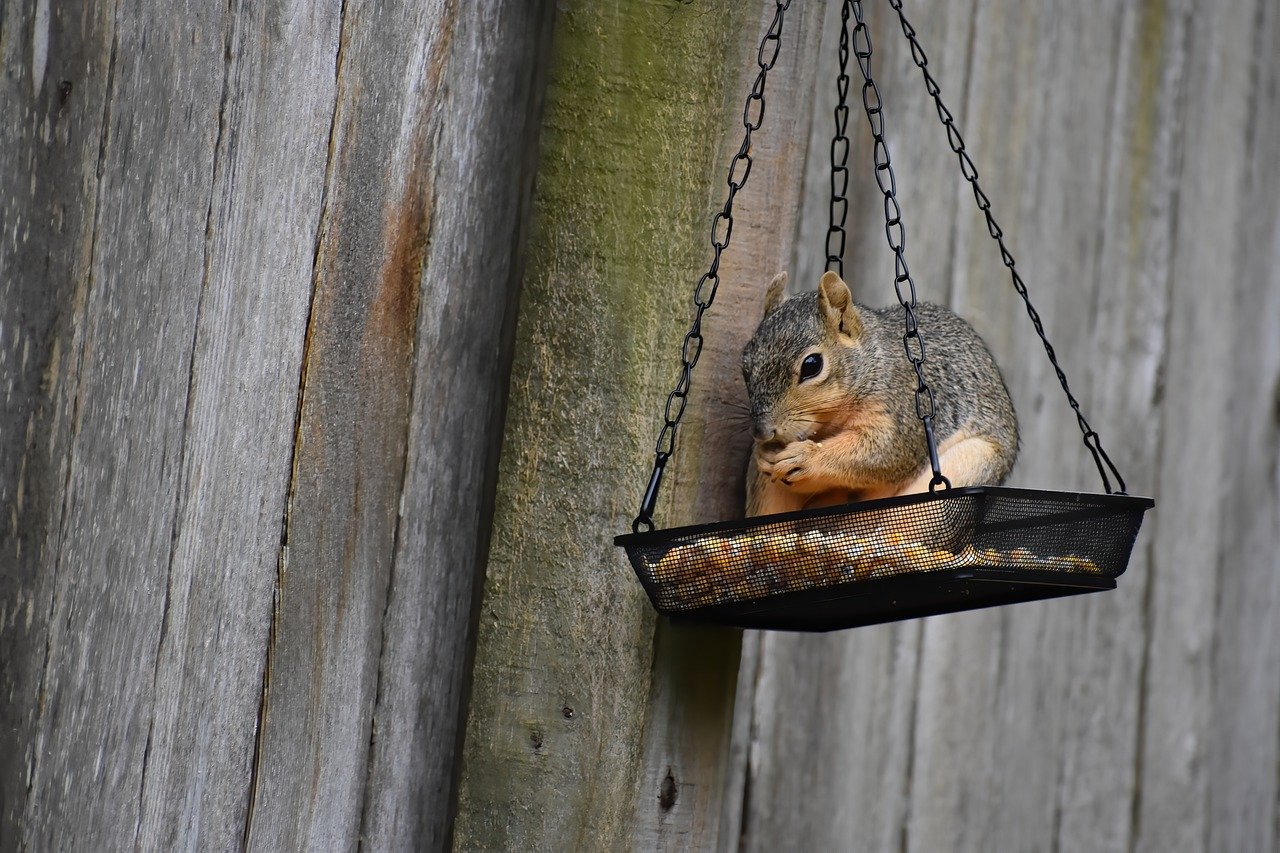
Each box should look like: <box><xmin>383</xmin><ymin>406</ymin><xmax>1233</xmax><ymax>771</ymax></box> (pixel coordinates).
<box><xmin>758</xmin><ymin>440</ymin><xmax>820</xmax><ymax>487</ymax></box>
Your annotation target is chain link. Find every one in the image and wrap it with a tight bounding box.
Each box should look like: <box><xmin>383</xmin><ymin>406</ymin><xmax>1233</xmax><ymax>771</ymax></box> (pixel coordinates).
<box><xmin>847</xmin><ymin>0</ymin><xmax>949</xmax><ymax>492</ymax></box>
<box><xmin>827</xmin><ymin>2</ymin><xmax>853</xmax><ymax>275</ymax></box>
<box><xmin>633</xmin><ymin>2</ymin><xmax>793</xmax><ymax>534</ymax></box>
<box><xmin>885</xmin><ymin>0</ymin><xmax>1126</xmax><ymax>494</ymax></box>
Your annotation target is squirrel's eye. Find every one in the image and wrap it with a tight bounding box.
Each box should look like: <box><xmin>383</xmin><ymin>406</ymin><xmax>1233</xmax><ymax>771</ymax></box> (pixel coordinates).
<box><xmin>799</xmin><ymin>353</ymin><xmax>823</xmax><ymax>382</ymax></box>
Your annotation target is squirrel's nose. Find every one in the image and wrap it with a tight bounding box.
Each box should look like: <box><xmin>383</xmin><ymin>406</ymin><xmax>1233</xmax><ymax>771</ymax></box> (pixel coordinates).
<box><xmin>751</xmin><ymin>420</ymin><xmax>775</xmax><ymax>442</ymax></box>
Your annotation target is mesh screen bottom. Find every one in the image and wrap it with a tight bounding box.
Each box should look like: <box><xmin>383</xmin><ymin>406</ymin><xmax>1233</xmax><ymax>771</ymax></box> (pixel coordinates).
<box><xmin>616</xmin><ymin>487</ymin><xmax>1152</xmax><ymax>625</ymax></box>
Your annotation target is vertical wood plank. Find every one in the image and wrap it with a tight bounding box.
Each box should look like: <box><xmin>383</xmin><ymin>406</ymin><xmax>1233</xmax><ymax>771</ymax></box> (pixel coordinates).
<box><xmin>900</xmin><ymin>7</ymin><xmax>1057</xmax><ymax>843</ymax></box>
<box><xmin>1051</xmin><ymin>1</ymin><xmax>1183</xmax><ymax>848</ymax></box>
<box><xmin>1206</xmin><ymin>8</ymin><xmax>1280</xmax><ymax>850</ymax></box>
<box><xmin>2</xmin><ymin>0</ymin><xmax>551</xmax><ymax>847</ymax></box>
<box><xmin>1133</xmin><ymin>0</ymin><xmax>1263</xmax><ymax>849</ymax></box>
<box><xmin>635</xmin><ymin>2</ymin><xmax>825</xmax><ymax>848</ymax></box>
<box><xmin>452</xmin><ymin>1</ymin><xmax>820</xmax><ymax>848</ymax></box>
<box><xmin>132</xmin><ymin>1</ymin><xmax>340</xmax><ymax>848</ymax></box>
<box><xmin>1</xmin><ymin>0</ymin><xmax>343</xmax><ymax>846</ymax></box>
<box><xmin>941</xmin><ymin>1</ymin><xmax>1164</xmax><ymax>850</ymax></box>
<box><xmin>15</xmin><ymin>3</ymin><xmax>232</xmax><ymax>846</ymax></box>
<box><xmin>735</xmin><ymin>0</ymin><xmax>1280</xmax><ymax>850</ymax></box>
<box><xmin>734</xmin><ymin>4</ymin><xmax>975</xmax><ymax>850</ymax></box>
<box><xmin>243</xmin><ymin>0</ymin><xmax>554</xmax><ymax>848</ymax></box>
<box><xmin>241</xmin><ymin>0</ymin><xmax>451</xmax><ymax>844</ymax></box>
<box><xmin>358</xmin><ymin>1</ymin><xmax>555</xmax><ymax>848</ymax></box>
<box><xmin>730</xmin><ymin>1</ymin><xmax>1199</xmax><ymax>851</ymax></box>
<box><xmin>453</xmin><ymin>3</ymin><xmax>749</xmax><ymax>845</ymax></box>
<box><xmin>0</xmin><ymin>1</ymin><xmax>115</xmax><ymax>842</ymax></box>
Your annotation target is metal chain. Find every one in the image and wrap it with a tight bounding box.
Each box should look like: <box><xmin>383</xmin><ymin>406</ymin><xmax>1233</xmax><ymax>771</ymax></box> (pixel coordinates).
<box><xmin>848</xmin><ymin>0</ymin><xmax>950</xmax><ymax>492</ymax></box>
<box><xmin>885</xmin><ymin>0</ymin><xmax>1126</xmax><ymax>494</ymax></box>
<box><xmin>633</xmin><ymin>2</ymin><xmax>793</xmax><ymax>534</ymax></box>
<box><xmin>826</xmin><ymin>2</ymin><xmax>853</xmax><ymax>275</ymax></box>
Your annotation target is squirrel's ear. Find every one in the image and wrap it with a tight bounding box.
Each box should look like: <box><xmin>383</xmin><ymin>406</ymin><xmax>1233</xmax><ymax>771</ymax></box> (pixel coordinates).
<box><xmin>763</xmin><ymin>272</ymin><xmax>788</xmax><ymax>318</ymax></box>
<box><xmin>818</xmin><ymin>271</ymin><xmax>862</xmax><ymax>339</ymax></box>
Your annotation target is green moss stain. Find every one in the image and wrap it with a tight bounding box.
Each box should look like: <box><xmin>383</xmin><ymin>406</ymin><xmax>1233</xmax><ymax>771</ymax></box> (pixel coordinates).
<box><xmin>1128</xmin><ymin>0</ymin><xmax>1167</xmax><ymax>263</ymax></box>
<box><xmin>454</xmin><ymin>1</ymin><xmax>751</xmax><ymax>849</ymax></box>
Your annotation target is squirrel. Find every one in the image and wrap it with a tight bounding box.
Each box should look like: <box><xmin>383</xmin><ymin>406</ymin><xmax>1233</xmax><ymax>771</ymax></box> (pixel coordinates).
<box><xmin>742</xmin><ymin>270</ymin><xmax>1019</xmax><ymax>517</ymax></box>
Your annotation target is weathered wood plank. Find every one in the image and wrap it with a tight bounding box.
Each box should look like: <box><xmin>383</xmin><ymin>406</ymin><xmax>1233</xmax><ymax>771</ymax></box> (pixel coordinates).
<box><xmin>452</xmin><ymin>2</ymin><xmax>749</xmax><ymax>844</ymax></box>
<box><xmin>2</xmin><ymin>0</ymin><xmax>553</xmax><ymax>846</ymax></box>
<box><xmin>238</xmin><ymin>0</ymin><xmax>432</xmax><ymax>835</ymax></box>
<box><xmin>1</xmin><ymin>0</ymin><xmax>345</xmax><ymax>846</ymax></box>
<box><xmin>13</xmin><ymin>3</ymin><xmax>232</xmax><ymax>846</ymax></box>
<box><xmin>928</xmin><ymin>2</ymin><xmax>1162</xmax><ymax>850</ymax></box>
<box><xmin>899</xmin><ymin>3</ymin><xmax>1062</xmax><ymax>839</ymax></box>
<box><xmin>242</xmin><ymin>0</ymin><xmax>547</xmax><ymax>849</ymax></box>
<box><xmin>1049</xmin><ymin>1</ymin><xmax>1185</xmax><ymax>848</ymax></box>
<box><xmin>452</xmin><ymin>1</ymin><xmax>821</xmax><ymax>848</ymax></box>
<box><xmin>3</xmin><ymin>0</ymin><xmax>1276</xmax><ymax>848</ymax></box>
<box><xmin>735</xmin><ymin>0</ymin><xmax>1280</xmax><ymax>850</ymax></box>
<box><xmin>1133</xmin><ymin>0</ymin><xmax>1263</xmax><ymax>849</ymax></box>
<box><xmin>358</xmin><ymin>1</ymin><xmax>555</xmax><ymax>848</ymax></box>
<box><xmin>132</xmin><ymin>1</ymin><xmax>340</xmax><ymax>848</ymax></box>
<box><xmin>0</xmin><ymin>2</ymin><xmax>116</xmax><ymax>844</ymax></box>
<box><xmin>1206</xmin><ymin>8</ymin><xmax>1280</xmax><ymax>851</ymax></box>
<box><xmin>732</xmin><ymin>1</ymin><xmax>1186</xmax><ymax>851</ymax></box>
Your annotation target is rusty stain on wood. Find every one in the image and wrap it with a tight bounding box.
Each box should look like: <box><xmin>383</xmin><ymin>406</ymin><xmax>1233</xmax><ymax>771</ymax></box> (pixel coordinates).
<box><xmin>371</xmin><ymin>147</ymin><xmax>432</xmax><ymax>349</ymax></box>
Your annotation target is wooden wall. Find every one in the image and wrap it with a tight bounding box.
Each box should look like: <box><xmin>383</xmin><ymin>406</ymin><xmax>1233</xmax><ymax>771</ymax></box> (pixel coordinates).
<box><xmin>2</xmin><ymin>0</ymin><xmax>1277</xmax><ymax>850</ymax></box>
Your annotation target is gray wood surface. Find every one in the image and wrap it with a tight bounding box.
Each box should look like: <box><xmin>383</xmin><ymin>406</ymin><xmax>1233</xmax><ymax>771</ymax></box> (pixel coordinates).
<box><xmin>730</xmin><ymin>1</ymin><xmax>1280</xmax><ymax>852</ymax></box>
<box><xmin>3</xmin><ymin>0</ymin><xmax>1278</xmax><ymax>848</ymax></box>
<box><xmin>0</xmin><ymin>1</ymin><xmax>117</xmax><ymax>844</ymax></box>
<box><xmin>13</xmin><ymin>5</ymin><xmax>245</xmax><ymax>847</ymax></box>
<box><xmin>135</xmin><ymin>4</ymin><xmax>340</xmax><ymax>848</ymax></box>
<box><xmin>1207</xmin><ymin>11</ymin><xmax>1280</xmax><ymax>853</ymax></box>
<box><xmin>0</xmin><ymin>0</ymin><xmax>549</xmax><ymax>848</ymax></box>
<box><xmin>354</xmin><ymin>2</ymin><xmax>553</xmax><ymax>849</ymax></box>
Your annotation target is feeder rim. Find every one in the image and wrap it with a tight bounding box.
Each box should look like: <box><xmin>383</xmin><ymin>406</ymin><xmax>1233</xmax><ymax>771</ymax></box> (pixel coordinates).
<box><xmin>614</xmin><ymin>485</ymin><xmax>1154</xmax><ymax>548</ymax></box>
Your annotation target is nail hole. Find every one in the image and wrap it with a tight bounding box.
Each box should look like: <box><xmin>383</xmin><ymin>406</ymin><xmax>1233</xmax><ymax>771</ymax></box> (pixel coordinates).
<box><xmin>659</xmin><ymin>768</ymin><xmax>678</xmax><ymax>811</ymax></box>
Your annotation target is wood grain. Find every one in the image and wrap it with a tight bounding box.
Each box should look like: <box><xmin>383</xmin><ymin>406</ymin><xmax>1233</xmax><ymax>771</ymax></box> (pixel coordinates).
<box><xmin>358</xmin><ymin>2</ymin><xmax>554</xmax><ymax>848</ymax></box>
<box><xmin>242</xmin><ymin>0</ymin><xmax>456</xmax><ymax>846</ymax></box>
<box><xmin>244</xmin><ymin>1</ymin><xmax>553</xmax><ymax>849</ymax></box>
<box><xmin>133</xmin><ymin>2</ymin><xmax>340</xmax><ymax>847</ymax></box>
<box><xmin>1206</xmin><ymin>9</ymin><xmax>1280</xmax><ymax>852</ymax></box>
<box><xmin>0</xmin><ymin>0</ymin><xmax>341</xmax><ymax>847</ymax></box>
<box><xmin>0</xmin><ymin>1</ymin><xmax>116</xmax><ymax>844</ymax></box>
<box><xmin>13</xmin><ymin>4</ymin><xmax>237</xmax><ymax>847</ymax></box>
<box><xmin>1133</xmin><ymin>0</ymin><xmax>1264</xmax><ymax>849</ymax></box>
<box><xmin>0</xmin><ymin>0</ymin><xmax>551</xmax><ymax>847</ymax></box>
<box><xmin>734</xmin><ymin>4</ymin><xmax>978</xmax><ymax>850</ymax></box>
<box><xmin>3</xmin><ymin>0</ymin><xmax>1278</xmax><ymax>847</ymax></box>
<box><xmin>1203</xmin><ymin>8</ymin><xmax>1280</xmax><ymax>850</ymax></box>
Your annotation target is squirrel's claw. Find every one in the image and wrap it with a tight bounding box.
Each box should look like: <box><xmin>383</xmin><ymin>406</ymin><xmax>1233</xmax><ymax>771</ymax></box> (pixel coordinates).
<box><xmin>758</xmin><ymin>439</ymin><xmax>819</xmax><ymax>486</ymax></box>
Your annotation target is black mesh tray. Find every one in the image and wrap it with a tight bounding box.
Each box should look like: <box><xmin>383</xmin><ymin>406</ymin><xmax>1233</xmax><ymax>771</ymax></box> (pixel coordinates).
<box><xmin>614</xmin><ymin>486</ymin><xmax>1153</xmax><ymax>632</ymax></box>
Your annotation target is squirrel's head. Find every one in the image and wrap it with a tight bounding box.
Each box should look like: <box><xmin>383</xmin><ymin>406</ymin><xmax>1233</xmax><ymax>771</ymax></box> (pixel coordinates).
<box><xmin>741</xmin><ymin>271</ymin><xmax>869</xmax><ymax>444</ymax></box>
